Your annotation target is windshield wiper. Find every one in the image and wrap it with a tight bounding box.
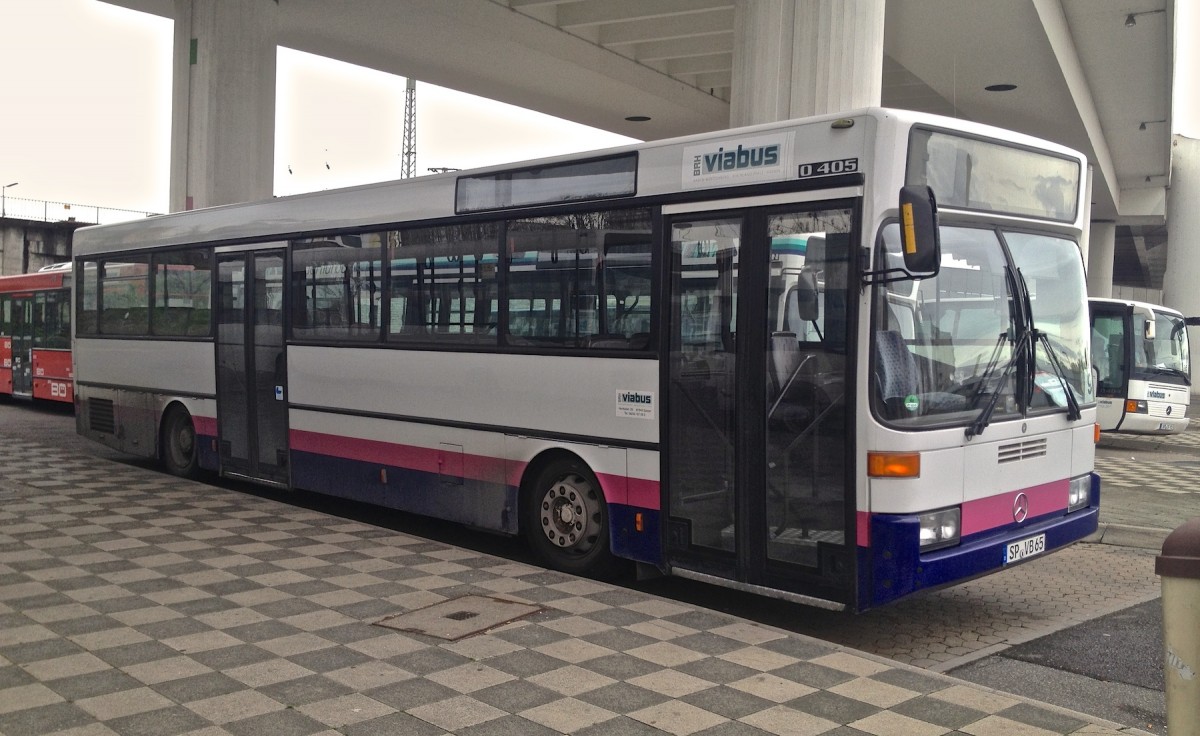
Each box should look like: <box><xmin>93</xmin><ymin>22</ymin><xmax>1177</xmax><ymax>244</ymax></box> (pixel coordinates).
<box><xmin>969</xmin><ymin>332</ymin><xmax>1010</xmax><ymax>410</ymax></box>
<box><xmin>1033</xmin><ymin>330</ymin><xmax>1081</xmax><ymax>421</ymax></box>
<box><xmin>1145</xmin><ymin>366</ymin><xmax>1190</xmax><ymax>380</ymax></box>
<box><xmin>967</xmin><ymin>328</ymin><xmax>1029</xmax><ymax>439</ymax></box>
<box><xmin>967</xmin><ymin>266</ymin><xmax>1025</xmax><ymax>439</ymax></box>
<box><xmin>1010</xmin><ymin>265</ymin><xmax>1081</xmax><ymax>423</ymax></box>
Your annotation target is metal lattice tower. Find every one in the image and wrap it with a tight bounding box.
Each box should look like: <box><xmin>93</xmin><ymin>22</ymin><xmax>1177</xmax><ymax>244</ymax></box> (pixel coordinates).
<box><xmin>401</xmin><ymin>78</ymin><xmax>416</xmax><ymax>179</ymax></box>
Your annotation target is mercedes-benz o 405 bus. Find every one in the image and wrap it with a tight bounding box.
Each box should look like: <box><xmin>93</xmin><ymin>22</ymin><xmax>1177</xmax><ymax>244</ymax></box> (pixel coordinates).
<box><xmin>1090</xmin><ymin>297</ymin><xmax>1198</xmax><ymax>434</ymax></box>
<box><xmin>72</xmin><ymin>108</ymin><xmax>1099</xmax><ymax>612</ymax></box>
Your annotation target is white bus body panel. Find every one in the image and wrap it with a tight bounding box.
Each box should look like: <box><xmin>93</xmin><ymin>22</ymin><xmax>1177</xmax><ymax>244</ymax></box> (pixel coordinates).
<box><xmin>866</xmin><ymin>407</ymin><xmax>1097</xmax><ymax>515</ymax></box>
<box><xmin>1122</xmin><ymin>381</ymin><xmax>1191</xmax><ymax>433</ymax></box>
<box><xmin>75</xmin><ymin>339</ymin><xmax>216</xmax><ymax>395</ymax></box>
<box><xmin>74</xmin><ymin>338</ymin><xmax>217</xmax><ymax>459</ymax></box>
<box><xmin>287</xmin><ymin>347</ymin><xmax>659</xmax><ymax>446</ymax></box>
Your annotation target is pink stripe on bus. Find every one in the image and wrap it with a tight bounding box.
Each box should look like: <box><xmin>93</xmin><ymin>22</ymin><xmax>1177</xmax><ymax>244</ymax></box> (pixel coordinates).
<box><xmin>594</xmin><ymin>473</ymin><xmax>662</xmax><ymax>511</ymax></box>
<box><xmin>290</xmin><ymin>429</ymin><xmax>660</xmax><ymax>509</ymax></box>
<box><xmin>193</xmin><ymin>416</ymin><xmax>217</xmax><ymax>436</ymax></box>
<box><xmin>626</xmin><ymin>477</ymin><xmax>661</xmax><ymax>510</ymax></box>
<box><xmin>960</xmin><ymin>479</ymin><xmax>1067</xmax><ymax>536</ymax></box>
<box><xmin>857</xmin><ymin>511</ymin><xmax>871</xmax><ymax>546</ymax></box>
<box><xmin>291</xmin><ymin>429</ymin><xmax>507</xmax><ymax>480</ymax></box>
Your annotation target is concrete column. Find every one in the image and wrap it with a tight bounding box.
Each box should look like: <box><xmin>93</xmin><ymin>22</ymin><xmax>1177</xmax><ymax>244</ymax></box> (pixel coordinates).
<box><xmin>170</xmin><ymin>0</ymin><xmax>278</xmax><ymax>212</ymax></box>
<box><xmin>730</xmin><ymin>0</ymin><xmax>884</xmax><ymax>127</ymax></box>
<box><xmin>1086</xmin><ymin>221</ymin><xmax>1115</xmax><ymax>299</ymax></box>
<box><xmin>1164</xmin><ymin>135</ymin><xmax>1200</xmax><ymax>399</ymax></box>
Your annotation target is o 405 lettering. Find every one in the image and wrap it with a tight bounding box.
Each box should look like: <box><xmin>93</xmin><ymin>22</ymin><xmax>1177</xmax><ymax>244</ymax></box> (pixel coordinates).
<box><xmin>798</xmin><ymin>158</ymin><xmax>858</xmax><ymax>178</ymax></box>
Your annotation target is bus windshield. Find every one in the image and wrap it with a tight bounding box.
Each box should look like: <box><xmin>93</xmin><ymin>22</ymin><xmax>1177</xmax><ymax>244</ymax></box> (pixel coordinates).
<box><xmin>1006</xmin><ymin>232</ymin><xmax>1093</xmax><ymax>410</ymax></box>
<box><xmin>1132</xmin><ymin>310</ymin><xmax>1191</xmax><ymax>382</ymax></box>
<box><xmin>873</xmin><ymin>225</ymin><xmax>1091</xmax><ymax>427</ymax></box>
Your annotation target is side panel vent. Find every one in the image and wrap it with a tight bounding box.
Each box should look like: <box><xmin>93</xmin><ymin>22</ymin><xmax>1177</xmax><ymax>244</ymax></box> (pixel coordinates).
<box><xmin>997</xmin><ymin>438</ymin><xmax>1047</xmax><ymax>463</ymax></box>
<box><xmin>89</xmin><ymin>399</ymin><xmax>115</xmax><ymax>435</ymax></box>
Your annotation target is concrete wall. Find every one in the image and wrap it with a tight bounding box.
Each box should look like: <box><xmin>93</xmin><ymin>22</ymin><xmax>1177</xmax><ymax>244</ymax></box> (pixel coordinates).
<box><xmin>1110</xmin><ymin>285</ymin><xmax>1165</xmax><ymax>304</ymax></box>
<box><xmin>0</xmin><ymin>219</ymin><xmax>83</xmax><ymax>276</ymax></box>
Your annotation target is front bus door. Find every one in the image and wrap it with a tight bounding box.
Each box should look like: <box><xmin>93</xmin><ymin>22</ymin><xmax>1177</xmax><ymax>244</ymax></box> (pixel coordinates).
<box><xmin>664</xmin><ymin>201</ymin><xmax>856</xmax><ymax>608</ymax></box>
<box><xmin>216</xmin><ymin>248</ymin><xmax>289</xmax><ymax>485</ymax></box>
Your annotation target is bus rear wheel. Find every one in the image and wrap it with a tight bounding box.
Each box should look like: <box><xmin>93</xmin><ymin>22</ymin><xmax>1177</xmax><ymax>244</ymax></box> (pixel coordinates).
<box><xmin>162</xmin><ymin>407</ymin><xmax>199</xmax><ymax>478</ymax></box>
<box><xmin>524</xmin><ymin>458</ymin><xmax>621</xmax><ymax>579</ymax></box>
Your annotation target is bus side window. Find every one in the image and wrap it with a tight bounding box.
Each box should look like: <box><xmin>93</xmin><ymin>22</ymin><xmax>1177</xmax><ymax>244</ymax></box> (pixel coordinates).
<box><xmin>99</xmin><ymin>258</ymin><xmax>150</xmax><ymax>336</ymax></box>
<box><xmin>505</xmin><ymin>208</ymin><xmax>652</xmax><ymax>350</ymax></box>
<box><xmin>293</xmin><ymin>234</ymin><xmax>385</xmax><ymax>342</ymax></box>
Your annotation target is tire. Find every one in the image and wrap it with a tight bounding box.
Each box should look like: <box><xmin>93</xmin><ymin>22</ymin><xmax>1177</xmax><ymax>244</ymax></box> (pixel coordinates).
<box><xmin>161</xmin><ymin>406</ymin><xmax>199</xmax><ymax>478</ymax></box>
<box><xmin>524</xmin><ymin>457</ymin><xmax>624</xmax><ymax>579</ymax></box>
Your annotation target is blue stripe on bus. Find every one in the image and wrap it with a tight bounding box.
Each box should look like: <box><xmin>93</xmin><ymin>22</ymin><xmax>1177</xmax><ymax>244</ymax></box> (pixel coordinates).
<box><xmin>291</xmin><ymin>450</ymin><xmax>519</xmax><ymax>534</ymax></box>
<box><xmin>287</xmin><ymin>450</ymin><xmax>663</xmax><ymax>566</ymax></box>
<box><xmin>609</xmin><ymin>504</ymin><xmax>661</xmax><ymax>565</ymax></box>
<box><xmin>198</xmin><ymin>434</ymin><xmax>219</xmax><ymax>472</ymax></box>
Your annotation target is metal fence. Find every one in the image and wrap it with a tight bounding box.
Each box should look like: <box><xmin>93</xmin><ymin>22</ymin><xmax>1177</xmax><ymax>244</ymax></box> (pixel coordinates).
<box><xmin>0</xmin><ymin>196</ymin><xmax>158</xmax><ymax>225</ymax></box>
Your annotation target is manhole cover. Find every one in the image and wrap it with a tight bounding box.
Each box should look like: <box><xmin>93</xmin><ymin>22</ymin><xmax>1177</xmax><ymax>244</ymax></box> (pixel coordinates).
<box><xmin>375</xmin><ymin>595</ymin><xmax>542</xmax><ymax>640</ymax></box>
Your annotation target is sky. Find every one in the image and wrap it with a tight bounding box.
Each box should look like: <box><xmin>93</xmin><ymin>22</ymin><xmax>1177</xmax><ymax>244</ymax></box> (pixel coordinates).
<box><xmin>0</xmin><ymin>0</ymin><xmax>638</xmax><ymax>215</ymax></box>
<box><xmin>1</xmin><ymin>0</ymin><xmax>1197</xmax><ymax>217</ymax></box>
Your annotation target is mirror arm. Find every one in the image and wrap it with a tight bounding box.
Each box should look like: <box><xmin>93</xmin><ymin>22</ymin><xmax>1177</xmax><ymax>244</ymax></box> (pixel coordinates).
<box><xmin>861</xmin><ymin>267</ymin><xmax>918</xmax><ymax>286</ymax></box>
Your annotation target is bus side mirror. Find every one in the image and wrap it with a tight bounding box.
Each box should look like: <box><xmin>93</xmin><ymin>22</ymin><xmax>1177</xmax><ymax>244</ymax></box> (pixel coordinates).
<box><xmin>1144</xmin><ymin>319</ymin><xmax>1156</xmax><ymax>340</ymax></box>
<box><xmin>1171</xmin><ymin>317</ymin><xmax>1200</xmax><ymax>341</ymax></box>
<box><xmin>899</xmin><ymin>184</ymin><xmax>940</xmax><ymax>278</ymax></box>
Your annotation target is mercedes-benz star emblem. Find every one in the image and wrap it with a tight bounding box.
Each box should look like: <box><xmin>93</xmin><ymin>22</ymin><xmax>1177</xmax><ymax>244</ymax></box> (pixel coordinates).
<box><xmin>1013</xmin><ymin>493</ymin><xmax>1030</xmax><ymax>523</ymax></box>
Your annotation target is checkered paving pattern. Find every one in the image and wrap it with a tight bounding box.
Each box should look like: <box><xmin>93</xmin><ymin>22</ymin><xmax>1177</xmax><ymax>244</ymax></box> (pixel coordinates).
<box><xmin>0</xmin><ymin>437</ymin><xmax>1136</xmax><ymax>735</ymax></box>
<box><xmin>1094</xmin><ymin>454</ymin><xmax>1200</xmax><ymax>493</ymax></box>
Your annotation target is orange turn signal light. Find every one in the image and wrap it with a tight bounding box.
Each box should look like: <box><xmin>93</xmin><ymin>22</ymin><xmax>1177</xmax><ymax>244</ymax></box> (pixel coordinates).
<box><xmin>867</xmin><ymin>451</ymin><xmax>920</xmax><ymax>478</ymax></box>
<box><xmin>634</xmin><ymin>513</ymin><xmax>644</xmax><ymax>533</ymax></box>
<box><xmin>1125</xmin><ymin>400</ymin><xmax>1140</xmax><ymax>413</ymax></box>
<box><xmin>1094</xmin><ymin>423</ymin><xmax>1101</xmax><ymax>444</ymax></box>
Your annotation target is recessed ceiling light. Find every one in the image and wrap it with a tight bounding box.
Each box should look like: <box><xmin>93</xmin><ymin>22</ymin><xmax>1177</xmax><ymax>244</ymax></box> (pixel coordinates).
<box><xmin>985</xmin><ymin>84</ymin><xmax>1017</xmax><ymax>92</ymax></box>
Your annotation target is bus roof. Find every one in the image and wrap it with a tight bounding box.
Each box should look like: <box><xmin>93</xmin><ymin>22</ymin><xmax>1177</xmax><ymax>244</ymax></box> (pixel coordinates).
<box><xmin>0</xmin><ymin>270</ymin><xmax>67</xmax><ymax>293</ymax></box>
<box><xmin>73</xmin><ymin>107</ymin><xmax>1086</xmax><ymax>257</ymax></box>
<box><xmin>1089</xmin><ymin>297</ymin><xmax>1185</xmax><ymax>318</ymax></box>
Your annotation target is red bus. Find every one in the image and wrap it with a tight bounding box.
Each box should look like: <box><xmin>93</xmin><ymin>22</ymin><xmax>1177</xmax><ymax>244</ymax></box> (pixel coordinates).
<box><xmin>0</xmin><ymin>264</ymin><xmax>74</xmax><ymax>404</ymax></box>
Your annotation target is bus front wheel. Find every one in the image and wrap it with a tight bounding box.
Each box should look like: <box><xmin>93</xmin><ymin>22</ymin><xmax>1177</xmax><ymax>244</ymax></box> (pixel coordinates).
<box><xmin>162</xmin><ymin>407</ymin><xmax>199</xmax><ymax>478</ymax></box>
<box><xmin>524</xmin><ymin>458</ymin><xmax>621</xmax><ymax>579</ymax></box>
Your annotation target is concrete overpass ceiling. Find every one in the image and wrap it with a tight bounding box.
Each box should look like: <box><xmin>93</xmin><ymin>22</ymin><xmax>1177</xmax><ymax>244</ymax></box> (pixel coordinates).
<box><xmin>109</xmin><ymin>0</ymin><xmax>1171</xmax><ymax>223</ymax></box>
<box><xmin>1063</xmin><ymin>0</ymin><xmax>1173</xmax><ymax>191</ymax></box>
<box><xmin>275</xmin><ymin>0</ymin><xmax>731</xmax><ymax>141</ymax></box>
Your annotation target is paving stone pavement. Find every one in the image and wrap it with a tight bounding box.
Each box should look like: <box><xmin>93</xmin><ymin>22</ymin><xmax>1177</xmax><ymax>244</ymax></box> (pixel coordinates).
<box><xmin>1093</xmin><ymin>423</ymin><xmax>1200</xmax><ymax>546</ymax></box>
<box><xmin>0</xmin><ymin>436</ymin><xmax>1148</xmax><ymax>736</ymax></box>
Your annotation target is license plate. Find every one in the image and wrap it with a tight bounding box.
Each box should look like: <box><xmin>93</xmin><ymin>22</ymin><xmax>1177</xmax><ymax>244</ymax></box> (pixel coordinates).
<box><xmin>1005</xmin><ymin>534</ymin><xmax>1046</xmax><ymax>564</ymax></box>
<box><xmin>1158</xmin><ymin>422</ymin><xmax>1175</xmax><ymax>431</ymax></box>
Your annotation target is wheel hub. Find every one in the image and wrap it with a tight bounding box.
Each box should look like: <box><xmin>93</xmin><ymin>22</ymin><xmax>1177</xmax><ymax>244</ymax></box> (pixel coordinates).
<box><xmin>178</xmin><ymin>426</ymin><xmax>194</xmax><ymax>455</ymax></box>
<box><xmin>539</xmin><ymin>476</ymin><xmax>595</xmax><ymax>550</ymax></box>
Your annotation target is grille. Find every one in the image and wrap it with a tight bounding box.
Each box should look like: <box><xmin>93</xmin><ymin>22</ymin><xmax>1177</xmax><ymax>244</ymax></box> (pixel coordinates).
<box><xmin>997</xmin><ymin>437</ymin><xmax>1047</xmax><ymax>463</ymax></box>
<box><xmin>89</xmin><ymin>399</ymin><xmax>115</xmax><ymax>435</ymax></box>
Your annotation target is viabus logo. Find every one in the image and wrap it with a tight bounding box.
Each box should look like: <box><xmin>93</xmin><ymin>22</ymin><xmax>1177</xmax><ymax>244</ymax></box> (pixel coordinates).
<box><xmin>694</xmin><ymin>143</ymin><xmax>781</xmax><ymax>176</ymax></box>
<box><xmin>619</xmin><ymin>392</ymin><xmax>653</xmax><ymax>405</ymax></box>
<box><xmin>1149</xmin><ymin>390</ymin><xmax>1167</xmax><ymax>399</ymax></box>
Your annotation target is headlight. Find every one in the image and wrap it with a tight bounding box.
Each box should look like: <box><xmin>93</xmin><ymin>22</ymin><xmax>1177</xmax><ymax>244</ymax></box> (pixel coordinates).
<box><xmin>1068</xmin><ymin>475</ymin><xmax>1091</xmax><ymax>512</ymax></box>
<box><xmin>1125</xmin><ymin>399</ymin><xmax>1147</xmax><ymax>414</ymax></box>
<box><xmin>919</xmin><ymin>507</ymin><xmax>961</xmax><ymax>551</ymax></box>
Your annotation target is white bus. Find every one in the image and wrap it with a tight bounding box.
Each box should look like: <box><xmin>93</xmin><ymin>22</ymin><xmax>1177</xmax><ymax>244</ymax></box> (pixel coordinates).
<box><xmin>1089</xmin><ymin>297</ymin><xmax>1197</xmax><ymax>434</ymax></box>
<box><xmin>72</xmin><ymin>108</ymin><xmax>1098</xmax><ymax>612</ymax></box>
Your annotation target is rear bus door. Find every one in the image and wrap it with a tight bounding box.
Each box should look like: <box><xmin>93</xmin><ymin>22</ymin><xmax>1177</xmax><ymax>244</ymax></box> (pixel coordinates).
<box><xmin>215</xmin><ymin>247</ymin><xmax>289</xmax><ymax>484</ymax></box>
